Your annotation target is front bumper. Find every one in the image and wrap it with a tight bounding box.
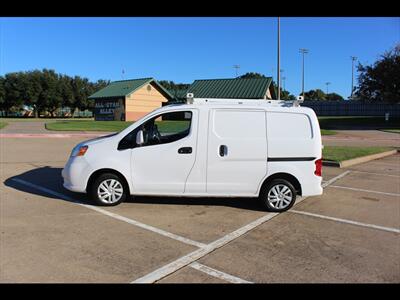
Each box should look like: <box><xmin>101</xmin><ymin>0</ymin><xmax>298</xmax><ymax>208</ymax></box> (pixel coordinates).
<box><xmin>62</xmin><ymin>156</ymin><xmax>91</xmax><ymax>193</ymax></box>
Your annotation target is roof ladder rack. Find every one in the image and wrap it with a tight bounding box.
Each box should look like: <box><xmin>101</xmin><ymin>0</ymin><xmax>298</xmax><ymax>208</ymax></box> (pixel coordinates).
<box><xmin>186</xmin><ymin>93</ymin><xmax>304</xmax><ymax>107</ymax></box>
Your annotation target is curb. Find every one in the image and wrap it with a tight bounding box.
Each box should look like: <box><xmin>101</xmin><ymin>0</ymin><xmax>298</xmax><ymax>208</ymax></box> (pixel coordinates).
<box><xmin>322</xmin><ymin>149</ymin><xmax>398</xmax><ymax>168</ymax></box>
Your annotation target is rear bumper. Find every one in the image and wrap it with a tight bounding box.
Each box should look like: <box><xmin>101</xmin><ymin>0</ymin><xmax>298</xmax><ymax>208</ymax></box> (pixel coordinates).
<box><xmin>301</xmin><ymin>176</ymin><xmax>323</xmax><ymax>196</ymax></box>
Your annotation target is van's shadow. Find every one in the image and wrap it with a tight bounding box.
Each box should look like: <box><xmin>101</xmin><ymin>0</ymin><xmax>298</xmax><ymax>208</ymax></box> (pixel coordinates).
<box><xmin>4</xmin><ymin>167</ymin><xmax>266</xmax><ymax>212</ymax></box>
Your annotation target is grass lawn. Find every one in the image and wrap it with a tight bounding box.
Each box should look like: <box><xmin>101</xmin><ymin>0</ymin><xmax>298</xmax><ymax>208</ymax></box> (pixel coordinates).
<box><xmin>0</xmin><ymin>121</ymin><xmax>8</xmax><ymax>129</ymax></box>
<box><xmin>380</xmin><ymin>129</ymin><xmax>400</xmax><ymax>134</ymax></box>
<box><xmin>45</xmin><ymin>120</ymin><xmax>133</xmax><ymax>132</ymax></box>
<box><xmin>320</xmin><ymin>129</ymin><xmax>337</xmax><ymax>136</ymax></box>
<box><xmin>322</xmin><ymin>146</ymin><xmax>393</xmax><ymax>162</ymax></box>
<box><xmin>45</xmin><ymin>120</ymin><xmax>190</xmax><ymax>132</ymax></box>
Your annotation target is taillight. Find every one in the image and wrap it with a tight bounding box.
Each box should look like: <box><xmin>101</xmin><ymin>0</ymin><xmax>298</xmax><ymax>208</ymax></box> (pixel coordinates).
<box><xmin>314</xmin><ymin>158</ymin><xmax>322</xmax><ymax>176</ymax></box>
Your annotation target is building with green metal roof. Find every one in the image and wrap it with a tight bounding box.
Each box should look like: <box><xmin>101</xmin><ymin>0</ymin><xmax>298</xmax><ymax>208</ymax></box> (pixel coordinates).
<box><xmin>187</xmin><ymin>77</ymin><xmax>276</xmax><ymax>100</ymax></box>
<box><xmin>89</xmin><ymin>78</ymin><xmax>173</xmax><ymax>121</ymax></box>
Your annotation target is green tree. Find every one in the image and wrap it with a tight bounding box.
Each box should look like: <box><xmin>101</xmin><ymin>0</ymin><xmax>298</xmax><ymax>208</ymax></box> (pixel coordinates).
<box><xmin>355</xmin><ymin>44</ymin><xmax>400</xmax><ymax>103</ymax></box>
<box><xmin>304</xmin><ymin>89</ymin><xmax>327</xmax><ymax>100</ymax></box>
<box><xmin>3</xmin><ymin>73</ymin><xmax>25</xmax><ymax>116</ymax></box>
<box><xmin>326</xmin><ymin>92</ymin><xmax>344</xmax><ymax>101</ymax></box>
<box><xmin>238</xmin><ymin>72</ymin><xmax>267</xmax><ymax>79</ymax></box>
<box><xmin>37</xmin><ymin>69</ymin><xmax>62</xmax><ymax>117</ymax></box>
<box><xmin>0</xmin><ymin>76</ymin><xmax>5</xmax><ymax>115</ymax></box>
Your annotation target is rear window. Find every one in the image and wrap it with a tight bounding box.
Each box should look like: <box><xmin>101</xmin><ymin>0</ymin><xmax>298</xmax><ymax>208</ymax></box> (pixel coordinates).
<box><xmin>267</xmin><ymin>112</ymin><xmax>312</xmax><ymax>139</ymax></box>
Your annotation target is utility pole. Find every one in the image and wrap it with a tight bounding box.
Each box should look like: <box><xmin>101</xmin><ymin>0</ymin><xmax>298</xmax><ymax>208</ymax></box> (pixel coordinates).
<box><xmin>299</xmin><ymin>48</ymin><xmax>309</xmax><ymax>99</ymax></box>
<box><xmin>350</xmin><ymin>56</ymin><xmax>357</xmax><ymax>100</ymax></box>
<box><xmin>325</xmin><ymin>82</ymin><xmax>331</xmax><ymax>94</ymax></box>
<box><xmin>233</xmin><ymin>65</ymin><xmax>240</xmax><ymax>77</ymax></box>
<box><xmin>277</xmin><ymin>17</ymin><xmax>281</xmax><ymax>100</ymax></box>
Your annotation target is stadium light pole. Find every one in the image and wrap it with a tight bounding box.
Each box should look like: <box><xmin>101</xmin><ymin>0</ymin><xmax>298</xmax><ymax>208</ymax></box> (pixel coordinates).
<box><xmin>277</xmin><ymin>17</ymin><xmax>281</xmax><ymax>100</ymax></box>
<box><xmin>325</xmin><ymin>82</ymin><xmax>331</xmax><ymax>94</ymax></box>
<box><xmin>350</xmin><ymin>56</ymin><xmax>357</xmax><ymax>100</ymax></box>
<box><xmin>233</xmin><ymin>65</ymin><xmax>240</xmax><ymax>77</ymax></box>
<box><xmin>299</xmin><ymin>48</ymin><xmax>309</xmax><ymax>99</ymax></box>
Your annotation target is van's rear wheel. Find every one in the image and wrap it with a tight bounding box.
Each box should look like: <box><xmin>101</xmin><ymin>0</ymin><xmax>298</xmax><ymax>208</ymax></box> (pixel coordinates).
<box><xmin>259</xmin><ymin>179</ymin><xmax>296</xmax><ymax>212</ymax></box>
<box><xmin>89</xmin><ymin>173</ymin><xmax>127</xmax><ymax>206</ymax></box>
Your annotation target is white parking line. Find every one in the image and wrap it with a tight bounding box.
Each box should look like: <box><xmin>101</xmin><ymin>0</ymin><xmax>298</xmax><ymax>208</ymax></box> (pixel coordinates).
<box><xmin>10</xmin><ymin>178</ymin><xmax>207</xmax><ymax>248</ymax></box>
<box><xmin>189</xmin><ymin>262</ymin><xmax>253</xmax><ymax>283</ymax></box>
<box><xmin>330</xmin><ymin>185</ymin><xmax>400</xmax><ymax>197</ymax></box>
<box><xmin>132</xmin><ymin>172</ymin><xmax>351</xmax><ymax>283</ymax></box>
<box><xmin>349</xmin><ymin>170</ymin><xmax>400</xmax><ymax>178</ymax></box>
<box><xmin>132</xmin><ymin>211</ymin><xmax>280</xmax><ymax>283</ymax></box>
<box><xmin>322</xmin><ymin>171</ymin><xmax>351</xmax><ymax>188</ymax></box>
<box><xmin>290</xmin><ymin>210</ymin><xmax>400</xmax><ymax>234</ymax></box>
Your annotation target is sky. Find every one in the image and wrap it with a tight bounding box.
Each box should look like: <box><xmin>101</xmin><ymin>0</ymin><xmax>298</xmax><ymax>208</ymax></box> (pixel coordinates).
<box><xmin>0</xmin><ymin>17</ymin><xmax>399</xmax><ymax>98</ymax></box>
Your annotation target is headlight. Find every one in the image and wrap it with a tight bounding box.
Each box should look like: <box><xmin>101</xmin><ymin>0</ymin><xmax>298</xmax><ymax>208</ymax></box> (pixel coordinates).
<box><xmin>71</xmin><ymin>145</ymin><xmax>88</xmax><ymax>157</ymax></box>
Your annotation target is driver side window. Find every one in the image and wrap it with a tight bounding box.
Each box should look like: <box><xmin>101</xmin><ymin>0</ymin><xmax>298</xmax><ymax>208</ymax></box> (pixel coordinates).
<box><xmin>118</xmin><ymin>111</ymin><xmax>192</xmax><ymax>150</ymax></box>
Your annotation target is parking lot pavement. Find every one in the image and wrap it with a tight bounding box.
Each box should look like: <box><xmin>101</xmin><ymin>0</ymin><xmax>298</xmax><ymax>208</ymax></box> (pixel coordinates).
<box><xmin>347</xmin><ymin>154</ymin><xmax>400</xmax><ymax>177</ymax></box>
<box><xmin>194</xmin><ymin>213</ymin><xmax>399</xmax><ymax>283</ymax></box>
<box><xmin>295</xmin><ymin>187</ymin><xmax>399</xmax><ymax>229</ymax></box>
<box><xmin>331</xmin><ymin>171</ymin><xmax>399</xmax><ymax>195</ymax></box>
<box><xmin>321</xmin><ymin>166</ymin><xmax>346</xmax><ymax>182</ymax></box>
<box><xmin>1</xmin><ymin>137</ymin><xmax>399</xmax><ymax>283</ymax></box>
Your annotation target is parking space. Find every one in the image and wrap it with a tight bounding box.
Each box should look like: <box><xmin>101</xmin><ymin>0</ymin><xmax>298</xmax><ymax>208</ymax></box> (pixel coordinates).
<box><xmin>0</xmin><ymin>137</ymin><xmax>399</xmax><ymax>283</ymax></box>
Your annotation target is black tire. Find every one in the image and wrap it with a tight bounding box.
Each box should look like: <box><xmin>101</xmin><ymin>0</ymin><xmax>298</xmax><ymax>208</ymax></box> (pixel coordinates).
<box><xmin>89</xmin><ymin>173</ymin><xmax>127</xmax><ymax>206</ymax></box>
<box><xmin>259</xmin><ymin>179</ymin><xmax>297</xmax><ymax>212</ymax></box>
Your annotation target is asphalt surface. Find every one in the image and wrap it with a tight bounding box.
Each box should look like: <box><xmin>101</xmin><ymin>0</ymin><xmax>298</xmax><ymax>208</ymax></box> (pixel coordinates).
<box><xmin>0</xmin><ymin>133</ymin><xmax>399</xmax><ymax>283</ymax></box>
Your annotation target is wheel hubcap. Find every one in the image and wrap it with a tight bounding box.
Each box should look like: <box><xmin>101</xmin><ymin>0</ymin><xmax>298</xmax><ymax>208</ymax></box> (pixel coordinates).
<box><xmin>97</xmin><ymin>179</ymin><xmax>123</xmax><ymax>204</ymax></box>
<box><xmin>267</xmin><ymin>184</ymin><xmax>293</xmax><ymax>209</ymax></box>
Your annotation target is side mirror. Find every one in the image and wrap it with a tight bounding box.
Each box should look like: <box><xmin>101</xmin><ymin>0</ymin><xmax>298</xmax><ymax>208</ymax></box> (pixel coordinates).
<box><xmin>136</xmin><ymin>130</ymin><xmax>144</xmax><ymax>146</ymax></box>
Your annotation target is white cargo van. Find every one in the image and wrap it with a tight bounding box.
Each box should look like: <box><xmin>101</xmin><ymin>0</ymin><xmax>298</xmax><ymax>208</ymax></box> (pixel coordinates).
<box><xmin>62</xmin><ymin>97</ymin><xmax>323</xmax><ymax>212</ymax></box>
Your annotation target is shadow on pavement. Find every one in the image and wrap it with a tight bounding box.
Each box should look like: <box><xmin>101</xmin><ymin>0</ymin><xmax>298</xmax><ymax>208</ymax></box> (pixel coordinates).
<box><xmin>4</xmin><ymin>166</ymin><xmax>266</xmax><ymax>212</ymax></box>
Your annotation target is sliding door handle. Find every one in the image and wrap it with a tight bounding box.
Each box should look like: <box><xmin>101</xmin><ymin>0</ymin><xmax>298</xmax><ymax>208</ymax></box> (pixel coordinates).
<box><xmin>219</xmin><ymin>145</ymin><xmax>228</xmax><ymax>157</ymax></box>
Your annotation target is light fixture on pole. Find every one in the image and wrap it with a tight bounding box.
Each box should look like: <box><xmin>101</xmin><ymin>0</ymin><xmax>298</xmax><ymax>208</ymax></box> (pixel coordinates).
<box><xmin>233</xmin><ymin>65</ymin><xmax>240</xmax><ymax>77</ymax></box>
<box><xmin>325</xmin><ymin>82</ymin><xmax>331</xmax><ymax>94</ymax></box>
<box><xmin>350</xmin><ymin>56</ymin><xmax>357</xmax><ymax>100</ymax></box>
<box><xmin>299</xmin><ymin>48</ymin><xmax>309</xmax><ymax>99</ymax></box>
<box><xmin>277</xmin><ymin>17</ymin><xmax>281</xmax><ymax>100</ymax></box>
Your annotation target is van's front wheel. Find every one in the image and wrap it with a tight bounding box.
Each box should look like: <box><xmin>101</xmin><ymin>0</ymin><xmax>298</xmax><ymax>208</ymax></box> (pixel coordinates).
<box><xmin>89</xmin><ymin>173</ymin><xmax>127</xmax><ymax>206</ymax></box>
<box><xmin>259</xmin><ymin>179</ymin><xmax>296</xmax><ymax>212</ymax></box>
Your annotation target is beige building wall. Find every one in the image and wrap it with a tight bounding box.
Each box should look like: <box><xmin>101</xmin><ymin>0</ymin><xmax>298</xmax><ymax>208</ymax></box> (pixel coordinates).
<box><xmin>265</xmin><ymin>88</ymin><xmax>272</xmax><ymax>99</ymax></box>
<box><xmin>125</xmin><ymin>83</ymin><xmax>169</xmax><ymax>121</ymax></box>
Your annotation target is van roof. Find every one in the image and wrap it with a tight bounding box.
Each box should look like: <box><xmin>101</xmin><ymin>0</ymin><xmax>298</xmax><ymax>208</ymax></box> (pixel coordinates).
<box><xmin>160</xmin><ymin>99</ymin><xmax>315</xmax><ymax>115</ymax></box>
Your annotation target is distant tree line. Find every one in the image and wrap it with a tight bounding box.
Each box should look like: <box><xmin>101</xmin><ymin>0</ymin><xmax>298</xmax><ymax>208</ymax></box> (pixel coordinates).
<box><xmin>0</xmin><ymin>69</ymin><xmax>109</xmax><ymax>117</ymax></box>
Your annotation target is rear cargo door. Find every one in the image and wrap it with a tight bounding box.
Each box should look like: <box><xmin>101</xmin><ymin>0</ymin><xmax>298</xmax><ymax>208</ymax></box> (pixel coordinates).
<box><xmin>206</xmin><ymin>109</ymin><xmax>267</xmax><ymax>195</ymax></box>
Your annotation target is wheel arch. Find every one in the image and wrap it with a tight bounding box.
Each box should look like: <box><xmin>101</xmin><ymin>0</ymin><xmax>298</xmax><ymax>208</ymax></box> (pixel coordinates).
<box><xmin>86</xmin><ymin>168</ymin><xmax>130</xmax><ymax>195</ymax></box>
<box><xmin>259</xmin><ymin>172</ymin><xmax>302</xmax><ymax>196</ymax></box>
